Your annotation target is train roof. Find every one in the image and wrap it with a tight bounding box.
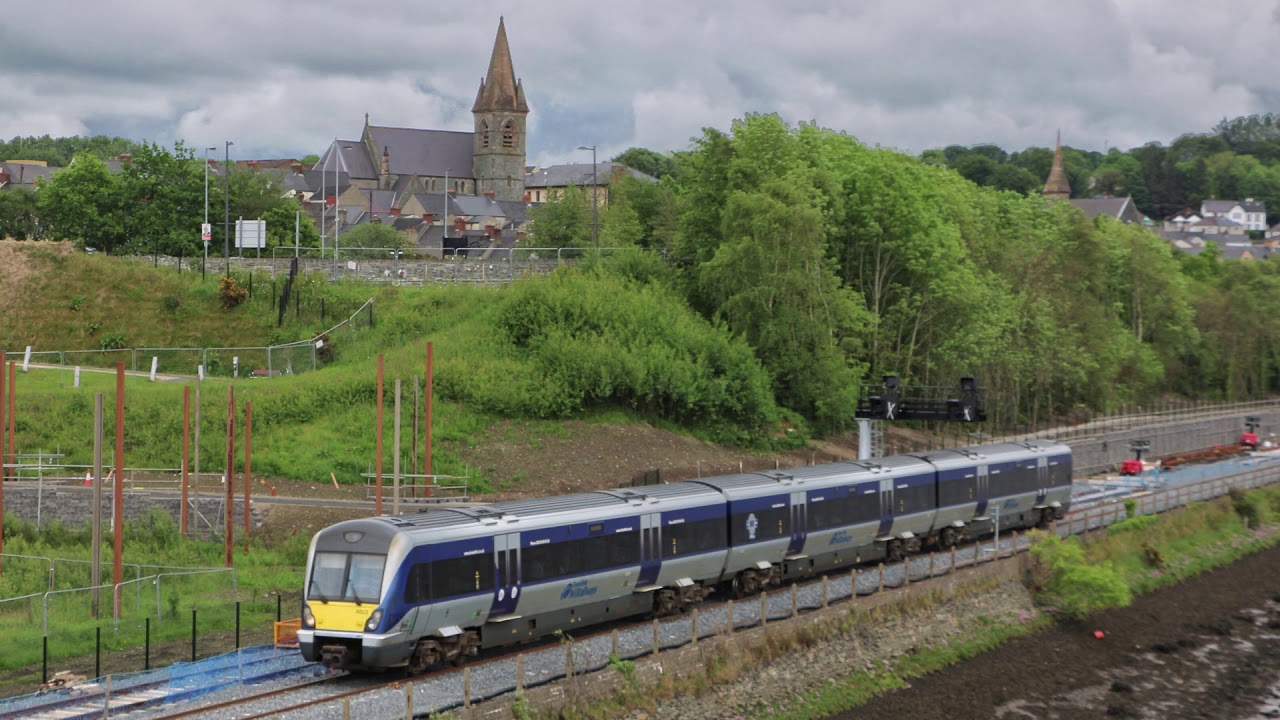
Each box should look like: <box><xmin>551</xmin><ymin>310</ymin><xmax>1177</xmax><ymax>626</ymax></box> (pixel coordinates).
<box><xmin>911</xmin><ymin>440</ymin><xmax>1070</xmax><ymax>469</ymax></box>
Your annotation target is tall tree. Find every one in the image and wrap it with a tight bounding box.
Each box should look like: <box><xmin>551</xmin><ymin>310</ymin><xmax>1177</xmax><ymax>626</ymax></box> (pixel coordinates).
<box><xmin>36</xmin><ymin>153</ymin><xmax>125</xmax><ymax>252</ymax></box>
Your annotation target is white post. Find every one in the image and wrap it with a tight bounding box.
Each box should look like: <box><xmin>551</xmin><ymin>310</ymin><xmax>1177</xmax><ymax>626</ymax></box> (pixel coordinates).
<box><xmin>197</xmin><ymin>365</ymin><xmax>204</xmax><ymax>381</ymax></box>
<box><xmin>74</xmin><ymin>367</ymin><xmax>81</xmax><ymax>388</ymax></box>
<box><xmin>149</xmin><ymin>357</ymin><xmax>158</xmax><ymax>382</ymax></box>
<box><xmin>393</xmin><ymin>379</ymin><xmax>402</xmax><ymax>516</ymax></box>
<box><xmin>857</xmin><ymin>419</ymin><xmax>872</xmax><ymax>460</ymax></box>
<box><xmin>232</xmin><ymin>356</ymin><xmax>239</xmax><ymax>378</ymax></box>
<box><xmin>23</xmin><ymin>345</ymin><xmax>32</xmax><ymax>372</ymax></box>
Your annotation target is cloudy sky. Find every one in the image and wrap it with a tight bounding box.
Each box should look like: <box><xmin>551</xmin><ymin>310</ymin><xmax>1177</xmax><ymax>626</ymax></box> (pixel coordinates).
<box><xmin>2</xmin><ymin>0</ymin><xmax>1278</xmax><ymax>166</ymax></box>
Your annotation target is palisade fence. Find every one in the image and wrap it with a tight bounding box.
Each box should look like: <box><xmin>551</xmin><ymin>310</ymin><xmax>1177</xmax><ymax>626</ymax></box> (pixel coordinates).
<box><xmin>0</xmin><ymin>558</ymin><xmax>301</xmax><ymax>694</ymax></box>
<box><xmin>3</xmin><ymin>298</ymin><xmax>373</xmax><ymax>379</ymax></box>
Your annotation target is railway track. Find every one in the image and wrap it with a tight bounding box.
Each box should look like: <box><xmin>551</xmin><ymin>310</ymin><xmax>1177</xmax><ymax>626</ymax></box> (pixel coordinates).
<box><xmin>16</xmin><ymin>458</ymin><xmax>1275</xmax><ymax>720</ymax></box>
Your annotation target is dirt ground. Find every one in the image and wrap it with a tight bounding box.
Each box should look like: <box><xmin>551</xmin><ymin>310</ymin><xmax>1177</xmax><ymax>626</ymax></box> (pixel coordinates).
<box><xmin>0</xmin><ymin>239</ymin><xmax>73</xmax><ymax>318</ymax></box>
<box><xmin>845</xmin><ymin>542</ymin><xmax>1280</xmax><ymax>720</ymax></box>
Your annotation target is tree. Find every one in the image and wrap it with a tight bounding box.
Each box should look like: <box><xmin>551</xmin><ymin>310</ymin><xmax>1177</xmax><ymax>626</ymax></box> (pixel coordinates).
<box><xmin>36</xmin><ymin>154</ymin><xmax>125</xmax><ymax>252</ymax></box>
<box><xmin>336</xmin><ymin>222</ymin><xmax>409</xmax><ymax>251</ymax></box>
<box><xmin>0</xmin><ymin>188</ymin><xmax>42</xmax><ymax>240</ymax></box>
<box><xmin>611</xmin><ymin>147</ymin><xmax>680</xmax><ymax>180</ymax></box>
<box><xmin>528</xmin><ymin>184</ymin><xmax>591</xmax><ymax>248</ymax></box>
<box><xmin>118</xmin><ymin>141</ymin><xmax>207</xmax><ymax>258</ymax></box>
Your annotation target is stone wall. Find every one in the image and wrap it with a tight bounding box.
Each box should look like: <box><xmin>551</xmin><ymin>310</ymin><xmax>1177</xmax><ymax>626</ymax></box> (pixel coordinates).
<box><xmin>1</xmin><ymin>485</ymin><xmax>262</xmax><ymax>534</ymax></box>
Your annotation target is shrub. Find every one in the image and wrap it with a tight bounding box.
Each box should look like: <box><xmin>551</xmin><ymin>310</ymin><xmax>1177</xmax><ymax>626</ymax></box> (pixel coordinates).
<box><xmin>219</xmin><ymin>275</ymin><xmax>249</xmax><ymax>309</ymax></box>
<box><xmin>100</xmin><ymin>332</ymin><xmax>127</xmax><ymax>350</ymax></box>
<box><xmin>1229</xmin><ymin>488</ymin><xmax>1261</xmax><ymax>529</ymax></box>
<box><xmin>1108</xmin><ymin>515</ymin><xmax>1158</xmax><ymax>535</ymax></box>
<box><xmin>1028</xmin><ymin>532</ymin><xmax>1131</xmax><ymax>620</ymax></box>
<box><xmin>1124</xmin><ymin>499</ymin><xmax>1137</xmax><ymax>519</ymax></box>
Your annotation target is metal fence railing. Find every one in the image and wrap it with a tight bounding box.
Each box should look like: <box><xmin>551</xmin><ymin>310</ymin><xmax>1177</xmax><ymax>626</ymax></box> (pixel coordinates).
<box><xmin>2</xmin><ymin>298</ymin><xmax>373</xmax><ymax>379</ymax></box>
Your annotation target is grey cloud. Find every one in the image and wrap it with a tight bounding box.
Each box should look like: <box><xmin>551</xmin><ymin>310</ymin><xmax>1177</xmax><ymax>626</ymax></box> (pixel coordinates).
<box><xmin>0</xmin><ymin>0</ymin><xmax>1276</xmax><ymax>162</ymax></box>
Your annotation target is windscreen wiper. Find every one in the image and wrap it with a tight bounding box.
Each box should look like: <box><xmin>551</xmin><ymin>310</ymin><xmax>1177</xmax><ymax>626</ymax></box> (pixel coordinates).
<box><xmin>308</xmin><ymin>579</ymin><xmax>329</xmax><ymax>604</ymax></box>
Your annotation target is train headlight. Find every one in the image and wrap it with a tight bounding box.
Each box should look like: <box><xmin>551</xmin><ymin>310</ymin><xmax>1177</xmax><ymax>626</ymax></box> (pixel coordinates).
<box><xmin>302</xmin><ymin>603</ymin><xmax>315</xmax><ymax>628</ymax></box>
<box><xmin>365</xmin><ymin>608</ymin><xmax>383</xmax><ymax>632</ymax></box>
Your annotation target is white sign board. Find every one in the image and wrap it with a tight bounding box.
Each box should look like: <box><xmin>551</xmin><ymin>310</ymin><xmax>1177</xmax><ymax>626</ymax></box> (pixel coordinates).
<box><xmin>235</xmin><ymin>219</ymin><xmax>266</xmax><ymax>249</ymax></box>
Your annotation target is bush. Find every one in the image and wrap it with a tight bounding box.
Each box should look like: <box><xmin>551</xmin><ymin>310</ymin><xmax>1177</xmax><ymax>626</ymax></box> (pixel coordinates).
<box><xmin>218</xmin><ymin>275</ymin><xmax>249</xmax><ymax>309</ymax></box>
<box><xmin>1108</xmin><ymin>515</ymin><xmax>1158</xmax><ymax>535</ymax></box>
<box><xmin>1028</xmin><ymin>533</ymin><xmax>1131</xmax><ymax>620</ymax></box>
<box><xmin>1229</xmin><ymin>488</ymin><xmax>1261</xmax><ymax>529</ymax></box>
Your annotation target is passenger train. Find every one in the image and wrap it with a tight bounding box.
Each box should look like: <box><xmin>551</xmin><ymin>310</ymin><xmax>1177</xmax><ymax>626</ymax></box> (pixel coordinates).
<box><xmin>298</xmin><ymin>440</ymin><xmax>1072</xmax><ymax>672</ymax></box>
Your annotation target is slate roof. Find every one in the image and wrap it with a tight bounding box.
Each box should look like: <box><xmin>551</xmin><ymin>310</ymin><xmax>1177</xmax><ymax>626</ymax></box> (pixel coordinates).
<box><xmin>317</xmin><ymin>140</ymin><xmax>377</xmax><ymax>180</ymax></box>
<box><xmin>305</xmin><ymin>169</ymin><xmax>352</xmax><ymax>198</ymax></box>
<box><xmin>1070</xmin><ymin>197</ymin><xmax>1130</xmax><ymax>220</ymax></box>
<box><xmin>1202</xmin><ymin>199</ymin><xmax>1241</xmax><ymax>214</ymax></box>
<box><xmin>523</xmin><ymin>162</ymin><xmax>656</xmax><ymax>188</ymax></box>
<box><xmin>364</xmin><ymin>127</ymin><xmax>475</xmax><ymax>179</ymax></box>
<box><xmin>1242</xmin><ymin>198</ymin><xmax>1267</xmax><ymax>213</ymax></box>
<box><xmin>0</xmin><ymin>161</ymin><xmax>57</xmax><ymax>189</ymax></box>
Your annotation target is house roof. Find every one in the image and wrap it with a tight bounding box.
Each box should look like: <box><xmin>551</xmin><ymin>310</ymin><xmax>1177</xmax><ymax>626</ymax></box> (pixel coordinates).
<box><xmin>317</xmin><ymin>140</ymin><xmax>378</xmax><ymax>180</ymax></box>
<box><xmin>363</xmin><ymin>127</ymin><xmax>475</xmax><ymax>179</ymax></box>
<box><xmin>1242</xmin><ymin>199</ymin><xmax>1267</xmax><ymax>213</ymax></box>
<box><xmin>0</xmin><ymin>161</ymin><xmax>57</xmax><ymax>188</ymax></box>
<box><xmin>523</xmin><ymin>162</ymin><xmax>656</xmax><ymax>188</ymax></box>
<box><xmin>1202</xmin><ymin>199</ymin><xmax>1241</xmax><ymax>214</ymax></box>
<box><xmin>1069</xmin><ymin>197</ymin><xmax>1130</xmax><ymax>220</ymax></box>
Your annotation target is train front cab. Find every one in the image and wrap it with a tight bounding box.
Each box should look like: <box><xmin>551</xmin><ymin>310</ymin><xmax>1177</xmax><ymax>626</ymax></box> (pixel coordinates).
<box><xmin>298</xmin><ymin>519</ymin><xmax>413</xmax><ymax>669</ymax></box>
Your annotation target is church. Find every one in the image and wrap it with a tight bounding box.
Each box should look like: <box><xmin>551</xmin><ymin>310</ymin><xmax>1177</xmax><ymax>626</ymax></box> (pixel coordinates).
<box><xmin>307</xmin><ymin>18</ymin><xmax>655</xmax><ymax>256</ymax></box>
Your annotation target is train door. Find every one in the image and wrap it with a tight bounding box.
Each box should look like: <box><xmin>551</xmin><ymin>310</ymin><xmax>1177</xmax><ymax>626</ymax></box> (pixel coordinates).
<box><xmin>638</xmin><ymin>513</ymin><xmax>662</xmax><ymax>588</ymax></box>
<box><xmin>876</xmin><ymin>476</ymin><xmax>895</xmax><ymax>540</ymax></box>
<box><xmin>1036</xmin><ymin>456</ymin><xmax>1049</xmax><ymax>504</ymax></box>
<box><xmin>490</xmin><ymin>533</ymin><xmax>520</xmax><ymax>618</ymax></box>
<box><xmin>786</xmin><ymin>491</ymin><xmax>807</xmax><ymax>557</ymax></box>
<box><xmin>975</xmin><ymin>464</ymin><xmax>990</xmax><ymax>518</ymax></box>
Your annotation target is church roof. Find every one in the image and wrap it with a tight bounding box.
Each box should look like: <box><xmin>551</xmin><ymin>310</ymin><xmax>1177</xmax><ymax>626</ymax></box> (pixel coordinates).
<box><xmin>472</xmin><ymin>17</ymin><xmax>529</xmax><ymax>114</ymax></box>
<box><xmin>1043</xmin><ymin>132</ymin><xmax>1071</xmax><ymax>199</ymax></box>
<box><xmin>524</xmin><ymin>162</ymin><xmax>657</xmax><ymax>188</ymax></box>
<box><xmin>365</xmin><ymin>127</ymin><xmax>475</xmax><ymax>179</ymax></box>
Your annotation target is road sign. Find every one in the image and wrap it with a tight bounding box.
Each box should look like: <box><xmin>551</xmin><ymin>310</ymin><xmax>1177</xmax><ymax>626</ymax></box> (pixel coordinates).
<box><xmin>201</xmin><ymin>223</ymin><xmax>212</xmax><ymax>243</ymax></box>
<box><xmin>235</xmin><ymin>219</ymin><xmax>266</xmax><ymax>249</ymax></box>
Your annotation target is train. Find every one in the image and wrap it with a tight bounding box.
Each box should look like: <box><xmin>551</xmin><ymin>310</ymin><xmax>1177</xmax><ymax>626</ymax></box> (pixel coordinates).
<box><xmin>298</xmin><ymin>439</ymin><xmax>1072</xmax><ymax>673</ymax></box>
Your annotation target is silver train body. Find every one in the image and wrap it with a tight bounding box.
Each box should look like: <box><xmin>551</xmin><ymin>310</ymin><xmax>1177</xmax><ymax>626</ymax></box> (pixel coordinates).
<box><xmin>298</xmin><ymin>440</ymin><xmax>1071</xmax><ymax>671</ymax></box>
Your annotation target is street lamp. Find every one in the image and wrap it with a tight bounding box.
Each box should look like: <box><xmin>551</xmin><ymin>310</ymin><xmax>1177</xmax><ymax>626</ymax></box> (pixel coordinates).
<box><xmin>333</xmin><ymin>145</ymin><xmax>351</xmax><ymax>272</ymax></box>
<box><xmin>203</xmin><ymin>146</ymin><xmax>216</xmax><ymax>280</ymax></box>
<box><xmin>443</xmin><ymin>167</ymin><xmax>451</xmax><ymax>252</ymax></box>
<box><xmin>223</xmin><ymin>141</ymin><xmax>233</xmax><ymax>277</ymax></box>
<box><xmin>577</xmin><ymin>145</ymin><xmax>599</xmax><ymax>249</ymax></box>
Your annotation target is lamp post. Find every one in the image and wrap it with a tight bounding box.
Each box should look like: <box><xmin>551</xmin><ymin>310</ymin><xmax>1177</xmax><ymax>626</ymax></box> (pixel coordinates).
<box><xmin>443</xmin><ymin>167</ymin><xmax>451</xmax><ymax>252</ymax></box>
<box><xmin>577</xmin><ymin>145</ymin><xmax>599</xmax><ymax>249</ymax></box>
<box><xmin>333</xmin><ymin>145</ymin><xmax>351</xmax><ymax>273</ymax></box>
<box><xmin>223</xmin><ymin>141</ymin><xmax>233</xmax><ymax>277</ymax></box>
<box><xmin>203</xmin><ymin>146</ymin><xmax>216</xmax><ymax>280</ymax></box>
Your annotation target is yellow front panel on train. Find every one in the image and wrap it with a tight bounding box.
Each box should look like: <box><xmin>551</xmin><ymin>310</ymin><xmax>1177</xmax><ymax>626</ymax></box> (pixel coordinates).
<box><xmin>311</xmin><ymin>602</ymin><xmax>374</xmax><ymax>632</ymax></box>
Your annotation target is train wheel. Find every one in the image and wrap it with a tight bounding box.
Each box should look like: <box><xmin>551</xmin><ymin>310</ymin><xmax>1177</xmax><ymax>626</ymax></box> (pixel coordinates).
<box><xmin>886</xmin><ymin>539</ymin><xmax>905</xmax><ymax>563</ymax></box>
<box><xmin>733</xmin><ymin>570</ymin><xmax>761</xmax><ymax>598</ymax></box>
<box><xmin>408</xmin><ymin>639</ymin><xmax>442</xmax><ymax>675</ymax></box>
<box><xmin>939</xmin><ymin>527</ymin><xmax>958</xmax><ymax>549</ymax></box>
<box><xmin>1037</xmin><ymin>508</ymin><xmax>1055</xmax><ymax>530</ymax></box>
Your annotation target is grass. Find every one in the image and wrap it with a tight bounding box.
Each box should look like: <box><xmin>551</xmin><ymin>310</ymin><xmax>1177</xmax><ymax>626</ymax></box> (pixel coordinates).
<box><xmin>0</xmin><ymin>511</ymin><xmax>308</xmax><ymax>689</ymax></box>
<box><xmin>4</xmin><ymin>250</ymin><xmax>789</xmax><ymax>492</ymax></box>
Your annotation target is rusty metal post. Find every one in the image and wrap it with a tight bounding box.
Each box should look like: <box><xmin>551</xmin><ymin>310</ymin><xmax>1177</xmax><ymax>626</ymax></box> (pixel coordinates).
<box><xmin>244</xmin><ymin>402</ymin><xmax>252</xmax><ymax>547</ymax></box>
<box><xmin>425</xmin><ymin>343</ymin><xmax>434</xmax><ymax>498</ymax></box>
<box><xmin>181</xmin><ymin>386</ymin><xmax>191</xmax><ymax>536</ymax></box>
<box><xmin>760</xmin><ymin>591</ymin><xmax>767</xmax><ymax>627</ymax></box>
<box><xmin>877</xmin><ymin>563</ymin><xmax>885</xmax><ymax>593</ymax></box>
<box><xmin>375</xmin><ymin>355</ymin><xmax>384</xmax><ymax>516</ymax></box>
<box><xmin>113</xmin><ymin>364</ymin><xmax>125</xmax><ymax>619</ymax></box>
<box><xmin>225</xmin><ymin>386</ymin><xmax>236</xmax><ymax>568</ymax></box>
<box><xmin>0</xmin><ymin>353</ymin><xmax>6</xmax><ymax>570</ymax></box>
<box><xmin>6</xmin><ymin>362</ymin><xmax>13</xmax><ymax>480</ymax></box>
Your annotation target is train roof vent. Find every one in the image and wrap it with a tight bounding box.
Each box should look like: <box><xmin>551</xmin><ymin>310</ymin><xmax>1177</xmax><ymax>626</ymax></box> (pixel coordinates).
<box><xmin>757</xmin><ymin>471</ymin><xmax>795</xmax><ymax>484</ymax></box>
<box><xmin>600</xmin><ymin>489</ymin><xmax>651</xmax><ymax>505</ymax></box>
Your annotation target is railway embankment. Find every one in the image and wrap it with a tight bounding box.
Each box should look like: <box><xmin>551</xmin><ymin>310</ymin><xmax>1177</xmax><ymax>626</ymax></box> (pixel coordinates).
<box><xmin>462</xmin><ymin>487</ymin><xmax>1280</xmax><ymax>720</ymax></box>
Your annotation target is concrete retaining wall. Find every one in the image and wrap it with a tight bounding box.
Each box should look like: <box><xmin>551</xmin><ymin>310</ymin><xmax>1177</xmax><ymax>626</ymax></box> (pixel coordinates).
<box><xmin>1068</xmin><ymin>411</ymin><xmax>1280</xmax><ymax>476</ymax></box>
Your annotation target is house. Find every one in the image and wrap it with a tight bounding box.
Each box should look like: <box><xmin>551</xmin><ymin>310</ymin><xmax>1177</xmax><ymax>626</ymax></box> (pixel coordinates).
<box><xmin>1200</xmin><ymin>199</ymin><xmax>1268</xmax><ymax>231</ymax></box>
<box><xmin>1267</xmin><ymin>221</ymin><xmax>1280</xmax><ymax>239</ymax></box>
<box><xmin>0</xmin><ymin>161</ymin><xmax>58</xmax><ymax>191</ymax></box>
<box><xmin>523</xmin><ymin>162</ymin><xmax>657</xmax><ymax>204</ymax></box>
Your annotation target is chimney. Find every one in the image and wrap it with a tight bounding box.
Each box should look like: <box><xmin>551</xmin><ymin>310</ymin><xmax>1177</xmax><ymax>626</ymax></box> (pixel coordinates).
<box><xmin>390</xmin><ymin>207</ymin><xmax>401</xmax><ymax>217</ymax></box>
<box><xmin>453</xmin><ymin>216</ymin><xmax>466</xmax><ymax>232</ymax></box>
<box><xmin>290</xmin><ymin>161</ymin><xmax>303</xmax><ymax>173</ymax></box>
<box><xmin>423</xmin><ymin>213</ymin><xmax>435</xmax><ymax>224</ymax></box>
<box><xmin>119</xmin><ymin>153</ymin><xmax>132</xmax><ymax>165</ymax></box>
<box><xmin>338</xmin><ymin>208</ymin><xmax>348</xmax><ymax>226</ymax></box>
<box><xmin>484</xmin><ymin>224</ymin><xmax>495</xmax><ymax>236</ymax></box>
<box><xmin>248</xmin><ymin>160</ymin><xmax>259</xmax><ymax>170</ymax></box>
<box><xmin>522</xmin><ymin>192</ymin><xmax>531</xmax><ymax>203</ymax></box>
<box><xmin>483</xmin><ymin>190</ymin><xmax>496</xmax><ymax>201</ymax></box>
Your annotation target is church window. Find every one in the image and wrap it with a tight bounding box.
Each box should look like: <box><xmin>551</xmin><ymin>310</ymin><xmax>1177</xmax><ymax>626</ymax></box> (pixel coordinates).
<box><xmin>479</xmin><ymin>120</ymin><xmax>490</xmax><ymax>149</ymax></box>
<box><xmin>502</xmin><ymin>119</ymin><xmax>515</xmax><ymax>148</ymax></box>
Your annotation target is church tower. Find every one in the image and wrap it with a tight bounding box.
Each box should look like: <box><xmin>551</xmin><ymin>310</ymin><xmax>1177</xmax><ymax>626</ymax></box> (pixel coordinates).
<box><xmin>1042</xmin><ymin>131</ymin><xmax>1071</xmax><ymax>200</ymax></box>
<box><xmin>472</xmin><ymin>17</ymin><xmax>529</xmax><ymax>202</ymax></box>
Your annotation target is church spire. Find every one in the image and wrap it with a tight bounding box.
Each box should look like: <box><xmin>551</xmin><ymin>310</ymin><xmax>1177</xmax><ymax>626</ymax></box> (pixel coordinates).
<box><xmin>472</xmin><ymin>16</ymin><xmax>529</xmax><ymax>113</ymax></box>
<box><xmin>1043</xmin><ymin>130</ymin><xmax>1071</xmax><ymax>200</ymax></box>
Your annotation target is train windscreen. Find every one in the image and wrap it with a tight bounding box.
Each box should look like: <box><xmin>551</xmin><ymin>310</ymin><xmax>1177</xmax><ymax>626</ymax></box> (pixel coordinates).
<box><xmin>308</xmin><ymin>552</ymin><xmax>386</xmax><ymax>604</ymax></box>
